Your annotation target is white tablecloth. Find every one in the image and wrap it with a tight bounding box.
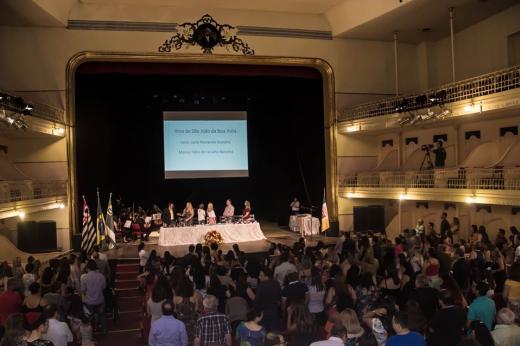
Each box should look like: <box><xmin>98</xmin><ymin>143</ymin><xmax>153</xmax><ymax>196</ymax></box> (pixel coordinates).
<box><xmin>159</xmin><ymin>222</ymin><xmax>266</xmax><ymax>246</ymax></box>
<box><xmin>289</xmin><ymin>215</ymin><xmax>320</xmax><ymax>235</ymax></box>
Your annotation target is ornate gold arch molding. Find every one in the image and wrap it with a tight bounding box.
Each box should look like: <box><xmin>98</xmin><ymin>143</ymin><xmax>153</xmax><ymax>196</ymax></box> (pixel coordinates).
<box><xmin>65</xmin><ymin>52</ymin><xmax>337</xmax><ymax>234</ymax></box>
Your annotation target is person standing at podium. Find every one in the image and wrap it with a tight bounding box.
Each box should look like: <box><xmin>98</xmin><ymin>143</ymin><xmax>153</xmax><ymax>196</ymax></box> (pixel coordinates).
<box><xmin>207</xmin><ymin>202</ymin><xmax>217</xmax><ymax>225</ymax></box>
<box><xmin>223</xmin><ymin>199</ymin><xmax>235</xmax><ymax>222</ymax></box>
<box><xmin>290</xmin><ymin>197</ymin><xmax>300</xmax><ymax>215</ymax></box>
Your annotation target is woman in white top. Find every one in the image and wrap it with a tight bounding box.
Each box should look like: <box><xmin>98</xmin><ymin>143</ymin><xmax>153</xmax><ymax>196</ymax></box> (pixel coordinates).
<box><xmin>197</xmin><ymin>203</ymin><xmax>206</xmax><ymax>225</ymax></box>
<box><xmin>207</xmin><ymin>202</ymin><xmax>217</xmax><ymax>225</ymax></box>
<box><xmin>307</xmin><ymin>266</ymin><xmax>326</xmax><ymax>325</ymax></box>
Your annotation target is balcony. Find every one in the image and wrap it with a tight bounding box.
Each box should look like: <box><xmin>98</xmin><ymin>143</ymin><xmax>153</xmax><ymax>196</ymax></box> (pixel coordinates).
<box><xmin>340</xmin><ymin>65</ymin><xmax>520</xmax><ymax>123</ymax></box>
<box><xmin>0</xmin><ymin>180</ymin><xmax>68</xmax><ymax>219</ymax></box>
<box><xmin>338</xmin><ymin>167</ymin><xmax>520</xmax><ymax>205</ymax></box>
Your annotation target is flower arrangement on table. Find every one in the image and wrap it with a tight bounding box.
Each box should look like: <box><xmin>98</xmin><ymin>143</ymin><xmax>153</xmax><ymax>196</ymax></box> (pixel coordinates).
<box><xmin>204</xmin><ymin>230</ymin><xmax>224</xmax><ymax>245</ymax></box>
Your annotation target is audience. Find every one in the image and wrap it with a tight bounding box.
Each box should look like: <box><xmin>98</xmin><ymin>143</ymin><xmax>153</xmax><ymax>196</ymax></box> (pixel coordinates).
<box><xmin>2</xmin><ymin>215</ymin><xmax>520</xmax><ymax>346</ymax></box>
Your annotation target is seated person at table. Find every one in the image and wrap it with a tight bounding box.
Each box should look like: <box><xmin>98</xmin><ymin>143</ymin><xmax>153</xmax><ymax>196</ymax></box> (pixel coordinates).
<box><xmin>207</xmin><ymin>202</ymin><xmax>217</xmax><ymax>225</ymax></box>
<box><xmin>178</xmin><ymin>202</ymin><xmax>194</xmax><ymax>226</ymax></box>
<box><xmin>197</xmin><ymin>203</ymin><xmax>206</xmax><ymax>225</ymax></box>
<box><xmin>223</xmin><ymin>199</ymin><xmax>235</xmax><ymax>222</ymax></box>
<box><xmin>162</xmin><ymin>202</ymin><xmax>176</xmax><ymax>226</ymax></box>
<box><xmin>242</xmin><ymin>201</ymin><xmax>251</xmax><ymax>223</ymax></box>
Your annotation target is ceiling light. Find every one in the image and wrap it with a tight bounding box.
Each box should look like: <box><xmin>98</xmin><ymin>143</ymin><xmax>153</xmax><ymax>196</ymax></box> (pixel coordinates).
<box><xmin>58</xmin><ymin>203</ymin><xmax>65</xmax><ymax>209</ymax></box>
<box><xmin>465</xmin><ymin>196</ymin><xmax>475</xmax><ymax>204</ymax></box>
<box><xmin>399</xmin><ymin>194</ymin><xmax>407</xmax><ymax>200</ymax></box>
<box><xmin>18</xmin><ymin>211</ymin><xmax>25</xmax><ymax>220</ymax></box>
<box><xmin>346</xmin><ymin>192</ymin><xmax>354</xmax><ymax>198</ymax></box>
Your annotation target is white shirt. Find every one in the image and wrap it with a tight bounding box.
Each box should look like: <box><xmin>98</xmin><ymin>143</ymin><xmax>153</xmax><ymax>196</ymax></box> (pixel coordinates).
<box><xmin>197</xmin><ymin>209</ymin><xmax>206</xmax><ymax>221</ymax></box>
<box><xmin>492</xmin><ymin>324</ymin><xmax>520</xmax><ymax>346</ymax></box>
<box><xmin>139</xmin><ymin>249</ymin><xmax>149</xmax><ymax>266</ymax></box>
<box><xmin>43</xmin><ymin>318</ymin><xmax>73</xmax><ymax>346</ymax></box>
<box><xmin>310</xmin><ymin>336</ymin><xmax>345</xmax><ymax>346</ymax></box>
<box><xmin>273</xmin><ymin>261</ymin><xmax>297</xmax><ymax>287</ymax></box>
<box><xmin>290</xmin><ymin>201</ymin><xmax>300</xmax><ymax>211</ymax></box>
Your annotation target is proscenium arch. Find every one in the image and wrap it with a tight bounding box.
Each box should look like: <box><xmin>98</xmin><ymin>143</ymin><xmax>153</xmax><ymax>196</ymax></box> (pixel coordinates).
<box><xmin>65</xmin><ymin>52</ymin><xmax>337</xmax><ymax>235</ymax></box>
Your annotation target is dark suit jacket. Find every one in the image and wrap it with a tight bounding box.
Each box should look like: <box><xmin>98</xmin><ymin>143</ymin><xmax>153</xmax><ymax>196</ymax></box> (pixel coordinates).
<box><xmin>162</xmin><ymin>207</ymin><xmax>176</xmax><ymax>225</ymax></box>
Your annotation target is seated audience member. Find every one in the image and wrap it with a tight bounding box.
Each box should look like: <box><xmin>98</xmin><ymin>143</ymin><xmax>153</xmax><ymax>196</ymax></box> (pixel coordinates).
<box><xmin>225</xmin><ymin>288</ymin><xmax>248</xmax><ymax>333</ymax></box>
<box><xmin>286</xmin><ymin>303</ymin><xmax>315</xmax><ymax>345</ymax></box>
<box><xmin>22</xmin><ymin>283</ymin><xmax>48</xmax><ymax>314</ymax></box>
<box><xmin>273</xmin><ymin>252</ymin><xmax>296</xmax><ymax>287</ymax></box>
<box><xmin>42</xmin><ymin>305</ymin><xmax>73</xmax><ymax>346</ymax></box>
<box><xmin>194</xmin><ymin>295</ymin><xmax>232</xmax><ymax>346</ymax></box>
<box><xmin>235</xmin><ymin>308</ymin><xmax>266</xmax><ymax>346</ymax></box>
<box><xmin>310</xmin><ymin>324</ymin><xmax>347</xmax><ymax>346</ymax></box>
<box><xmin>254</xmin><ymin>267</ymin><xmax>282</xmax><ymax>332</ymax></box>
<box><xmin>0</xmin><ymin>278</ymin><xmax>22</xmax><ymax>329</ymax></box>
<box><xmin>429</xmin><ymin>289</ymin><xmax>466</xmax><ymax>346</ymax></box>
<box><xmin>491</xmin><ymin>308</ymin><xmax>520</xmax><ymax>346</ymax></box>
<box><xmin>468</xmin><ymin>281</ymin><xmax>496</xmax><ymax>331</ymax></box>
<box><xmin>408</xmin><ymin>274</ymin><xmax>439</xmax><ymax>320</ymax></box>
<box><xmin>264</xmin><ymin>332</ymin><xmax>287</xmax><ymax>346</ymax></box>
<box><xmin>81</xmin><ymin>260</ymin><xmax>107</xmax><ymax>334</ymax></box>
<box><xmin>336</xmin><ymin>308</ymin><xmax>377</xmax><ymax>346</ymax></box>
<box><xmin>22</xmin><ymin>312</ymin><xmax>53</xmax><ymax>346</ymax></box>
<box><xmin>468</xmin><ymin>320</ymin><xmax>496</xmax><ymax>346</ymax></box>
<box><xmin>1</xmin><ymin>312</ymin><xmax>25</xmax><ymax>346</ymax></box>
<box><xmin>386</xmin><ymin>311</ymin><xmax>426</xmax><ymax>346</ymax></box>
<box><xmin>149</xmin><ymin>300</ymin><xmax>188</xmax><ymax>346</ymax></box>
<box><xmin>282</xmin><ymin>271</ymin><xmax>308</xmax><ymax>310</ymax></box>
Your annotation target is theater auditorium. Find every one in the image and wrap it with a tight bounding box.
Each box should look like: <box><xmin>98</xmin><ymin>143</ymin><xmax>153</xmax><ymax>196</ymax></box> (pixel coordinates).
<box><xmin>1</xmin><ymin>1</ymin><xmax>520</xmax><ymax>345</ymax></box>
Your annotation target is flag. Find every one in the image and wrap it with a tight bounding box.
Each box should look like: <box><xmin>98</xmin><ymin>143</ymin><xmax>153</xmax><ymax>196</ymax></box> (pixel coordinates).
<box><xmin>96</xmin><ymin>189</ymin><xmax>107</xmax><ymax>250</ymax></box>
<box><xmin>81</xmin><ymin>196</ymin><xmax>96</xmax><ymax>255</ymax></box>
<box><xmin>105</xmin><ymin>193</ymin><xmax>116</xmax><ymax>250</ymax></box>
<box><xmin>321</xmin><ymin>190</ymin><xmax>330</xmax><ymax>232</ymax></box>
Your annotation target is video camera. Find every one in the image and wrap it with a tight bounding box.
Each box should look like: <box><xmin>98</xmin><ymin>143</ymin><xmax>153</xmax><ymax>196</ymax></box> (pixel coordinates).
<box><xmin>421</xmin><ymin>144</ymin><xmax>434</xmax><ymax>151</ymax></box>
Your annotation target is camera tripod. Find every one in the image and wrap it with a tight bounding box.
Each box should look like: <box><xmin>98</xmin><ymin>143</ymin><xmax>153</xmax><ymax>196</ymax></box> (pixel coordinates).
<box><xmin>417</xmin><ymin>150</ymin><xmax>435</xmax><ymax>187</ymax></box>
<box><xmin>420</xmin><ymin>150</ymin><xmax>434</xmax><ymax>171</ymax></box>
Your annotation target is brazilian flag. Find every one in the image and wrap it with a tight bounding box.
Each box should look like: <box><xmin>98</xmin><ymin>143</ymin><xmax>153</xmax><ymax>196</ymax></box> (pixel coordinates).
<box><xmin>96</xmin><ymin>189</ymin><xmax>107</xmax><ymax>250</ymax></box>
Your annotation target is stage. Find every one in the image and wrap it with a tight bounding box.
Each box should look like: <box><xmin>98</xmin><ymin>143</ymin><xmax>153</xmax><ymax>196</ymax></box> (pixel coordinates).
<box><xmin>105</xmin><ymin>220</ymin><xmax>337</xmax><ymax>259</ymax></box>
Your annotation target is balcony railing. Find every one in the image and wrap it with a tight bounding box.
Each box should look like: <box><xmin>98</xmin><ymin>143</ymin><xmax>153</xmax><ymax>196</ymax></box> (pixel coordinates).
<box><xmin>339</xmin><ymin>167</ymin><xmax>520</xmax><ymax>190</ymax></box>
<box><xmin>0</xmin><ymin>180</ymin><xmax>67</xmax><ymax>204</ymax></box>
<box><xmin>340</xmin><ymin>65</ymin><xmax>520</xmax><ymax>122</ymax></box>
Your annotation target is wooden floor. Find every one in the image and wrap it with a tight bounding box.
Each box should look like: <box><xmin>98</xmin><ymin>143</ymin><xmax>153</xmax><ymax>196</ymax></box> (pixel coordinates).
<box><xmin>104</xmin><ymin>220</ymin><xmax>337</xmax><ymax>259</ymax></box>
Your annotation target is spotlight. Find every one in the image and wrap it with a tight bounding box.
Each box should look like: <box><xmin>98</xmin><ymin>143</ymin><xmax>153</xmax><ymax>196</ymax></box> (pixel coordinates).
<box><xmin>465</xmin><ymin>196</ymin><xmax>475</xmax><ymax>204</ymax></box>
<box><xmin>399</xmin><ymin>115</ymin><xmax>412</xmax><ymax>127</ymax></box>
<box><xmin>395</xmin><ymin>99</ymin><xmax>409</xmax><ymax>113</ymax></box>
<box><xmin>429</xmin><ymin>90</ymin><xmax>446</xmax><ymax>105</ymax></box>
<box><xmin>58</xmin><ymin>203</ymin><xmax>65</xmax><ymax>209</ymax></box>
<box><xmin>399</xmin><ymin>194</ymin><xmax>407</xmax><ymax>200</ymax></box>
<box><xmin>415</xmin><ymin>95</ymin><xmax>427</xmax><ymax>108</ymax></box>
<box><xmin>18</xmin><ymin>211</ymin><xmax>25</xmax><ymax>220</ymax></box>
<box><xmin>346</xmin><ymin>192</ymin><xmax>354</xmax><ymax>198</ymax></box>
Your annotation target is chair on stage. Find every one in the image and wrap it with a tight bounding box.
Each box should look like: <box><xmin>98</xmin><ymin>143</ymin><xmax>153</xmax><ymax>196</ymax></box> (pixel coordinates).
<box><xmin>131</xmin><ymin>223</ymin><xmax>144</xmax><ymax>240</ymax></box>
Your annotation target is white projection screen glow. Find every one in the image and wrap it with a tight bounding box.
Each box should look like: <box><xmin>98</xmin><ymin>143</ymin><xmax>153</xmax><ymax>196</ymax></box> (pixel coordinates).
<box><xmin>163</xmin><ymin>111</ymin><xmax>249</xmax><ymax>179</ymax></box>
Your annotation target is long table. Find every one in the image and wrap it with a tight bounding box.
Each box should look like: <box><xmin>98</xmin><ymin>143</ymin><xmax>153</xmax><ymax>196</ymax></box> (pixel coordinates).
<box><xmin>158</xmin><ymin>222</ymin><xmax>266</xmax><ymax>246</ymax></box>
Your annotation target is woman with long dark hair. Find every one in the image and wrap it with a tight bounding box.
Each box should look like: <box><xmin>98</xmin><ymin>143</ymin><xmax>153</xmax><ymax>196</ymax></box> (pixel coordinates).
<box><xmin>325</xmin><ymin>274</ymin><xmax>356</xmax><ymax>314</ymax></box>
<box><xmin>286</xmin><ymin>303</ymin><xmax>316</xmax><ymax>345</ymax></box>
<box><xmin>307</xmin><ymin>266</ymin><xmax>326</xmax><ymax>325</ymax></box>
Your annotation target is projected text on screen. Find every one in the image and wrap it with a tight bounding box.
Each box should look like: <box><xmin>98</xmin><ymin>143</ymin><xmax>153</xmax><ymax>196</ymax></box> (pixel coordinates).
<box><xmin>163</xmin><ymin>111</ymin><xmax>249</xmax><ymax>179</ymax></box>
